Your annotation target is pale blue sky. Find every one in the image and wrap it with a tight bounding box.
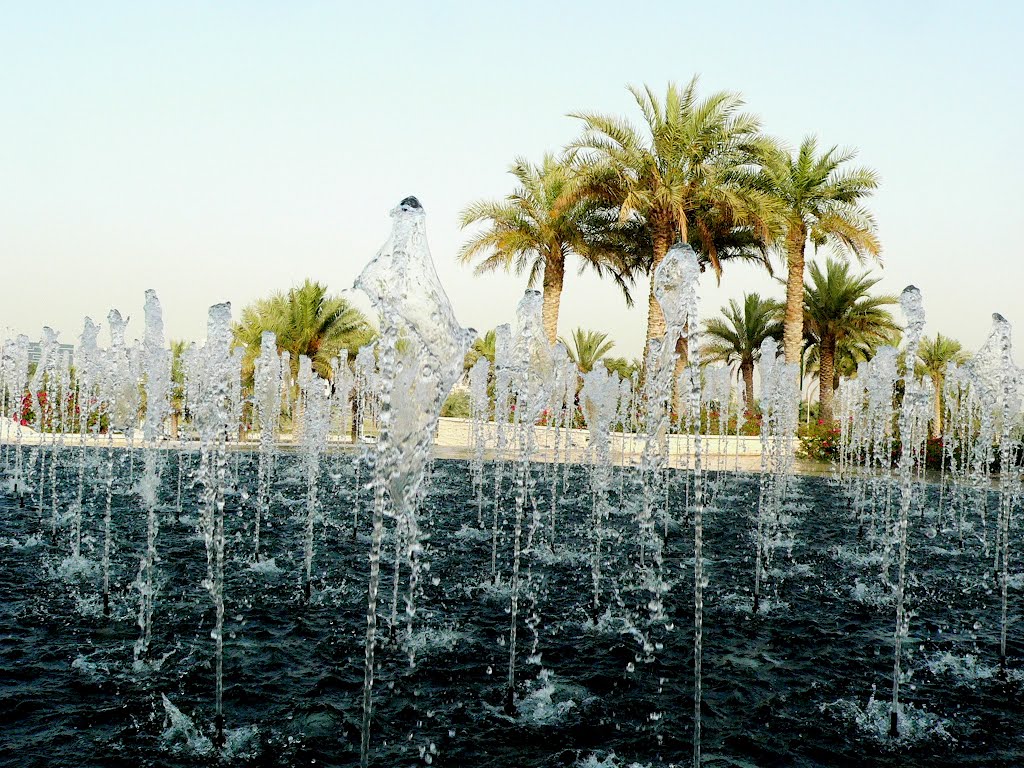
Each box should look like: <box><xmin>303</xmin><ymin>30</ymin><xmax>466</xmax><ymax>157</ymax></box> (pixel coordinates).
<box><xmin>1</xmin><ymin>1</ymin><xmax>1022</xmax><ymax>359</ymax></box>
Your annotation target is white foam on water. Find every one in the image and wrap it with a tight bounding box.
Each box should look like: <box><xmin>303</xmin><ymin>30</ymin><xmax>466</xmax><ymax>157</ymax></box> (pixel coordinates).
<box><xmin>71</xmin><ymin>653</ymin><xmax>114</xmax><ymax>678</ymax></box>
<box><xmin>0</xmin><ymin>533</ymin><xmax>42</xmax><ymax>550</ymax></box>
<box><xmin>533</xmin><ymin>544</ymin><xmax>589</xmax><ymax>567</ymax></box>
<box><xmin>160</xmin><ymin>694</ymin><xmax>213</xmax><ymax>756</ymax></box>
<box><xmin>581</xmin><ymin>607</ymin><xmax>644</xmax><ymax>643</ymax></box>
<box><xmin>515</xmin><ymin>673</ymin><xmax>592</xmax><ymax>725</ymax></box>
<box><xmin>926</xmin><ymin>651</ymin><xmax>995</xmax><ymax>683</ymax></box>
<box><xmin>821</xmin><ymin>694</ymin><xmax>954</xmax><ymax>745</ymax></box>
<box><xmin>247</xmin><ymin>556</ymin><xmax>282</xmax><ymax>575</ymax></box>
<box><xmin>850</xmin><ymin>578</ymin><xmax>895</xmax><ymax>608</ymax></box>
<box><xmin>54</xmin><ymin>555</ymin><xmax>99</xmax><ymax>582</ymax></box>
<box><xmin>722</xmin><ymin>592</ymin><xmax>790</xmax><ymax>616</ymax></box>
<box><xmin>834</xmin><ymin>545</ymin><xmax>885</xmax><ymax>569</ymax></box>
<box><xmin>575</xmin><ymin>752</ymin><xmax>652</xmax><ymax>768</ymax></box>
<box><xmin>161</xmin><ymin>691</ymin><xmax>259</xmax><ymax>759</ymax></box>
<box><xmin>406</xmin><ymin>625</ymin><xmax>462</xmax><ymax>656</ymax></box>
<box><xmin>925</xmin><ymin>651</ymin><xmax>1024</xmax><ymax>684</ymax></box>
<box><xmin>452</xmin><ymin>524</ymin><xmax>490</xmax><ymax>543</ymax></box>
<box><xmin>132</xmin><ymin>649</ymin><xmax>175</xmax><ymax>674</ymax></box>
<box><xmin>466</xmin><ymin>577</ymin><xmax>513</xmax><ymax>603</ymax></box>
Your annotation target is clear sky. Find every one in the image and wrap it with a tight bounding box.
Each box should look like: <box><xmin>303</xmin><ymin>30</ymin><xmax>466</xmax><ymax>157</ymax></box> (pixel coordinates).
<box><xmin>1</xmin><ymin>1</ymin><xmax>1022</xmax><ymax>361</ymax></box>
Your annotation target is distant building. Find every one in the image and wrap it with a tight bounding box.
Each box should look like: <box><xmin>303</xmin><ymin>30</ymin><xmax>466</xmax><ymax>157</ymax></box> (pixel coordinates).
<box><xmin>27</xmin><ymin>342</ymin><xmax>75</xmax><ymax>368</ymax></box>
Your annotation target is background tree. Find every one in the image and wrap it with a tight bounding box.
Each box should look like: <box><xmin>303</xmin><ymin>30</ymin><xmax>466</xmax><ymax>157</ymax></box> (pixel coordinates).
<box><xmin>459</xmin><ymin>154</ymin><xmax>633</xmax><ymax>345</ymax></box>
<box><xmin>915</xmin><ymin>333</ymin><xmax>968</xmax><ymax>437</ymax></box>
<box><xmin>560</xmin><ymin>328</ymin><xmax>615</xmax><ymax>374</ymax></box>
<box><xmin>233</xmin><ymin>279</ymin><xmax>375</xmax><ymax>389</ymax></box>
<box><xmin>761</xmin><ymin>136</ymin><xmax>881</xmax><ymax>364</ymax></box>
<box><xmin>584</xmin><ymin>202</ymin><xmax>774</xmax><ymax>296</ymax></box>
<box><xmin>463</xmin><ymin>329</ymin><xmax>497</xmax><ymax>372</ymax></box>
<box><xmin>169</xmin><ymin>339</ymin><xmax>189</xmax><ymax>439</ymax></box>
<box><xmin>603</xmin><ymin>355</ymin><xmax>642</xmax><ymax>383</ymax></box>
<box><xmin>700</xmin><ymin>292</ymin><xmax>783</xmax><ymax>411</ymax></box>
<box><xmin>568</xmin><ymin>78</ymin><xmax>777</xmax><ymax>354</ymax></box>
<box><xmin>803</xmin><ymin>258</ymin><xmax>899</xmax><ymax>423</ymax></box>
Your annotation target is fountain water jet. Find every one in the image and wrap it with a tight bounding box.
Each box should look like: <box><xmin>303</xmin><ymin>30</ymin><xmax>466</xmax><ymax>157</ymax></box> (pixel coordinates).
<box><xmin>504</xmin><ymin>290</ymin><xmax>554</xmax><ymax>713</ymax></box>
<box><xmin>133</xmin><ymin>290</ymin><xmax>170</xmax><ymax>665</ymax></box>
<box><xmin>354</xmin><ymin>196</ymin><xmax>472</xmax><ymax>767</ymax></box>
<box><xmin>890</xmin><ymin>285</ymin><xmax>928</xmax><ymax>738</ymax></box>
<box><xmin>194</xmin><ymin>302</ymin><xmax>236</xmax><ymax>748</ymax></box>
<box><xmin>72</xmin><ymin>318</ymin><xmax>100</xmax><ymax>561</ymax></box>
<box><xmin>253</xmin><ymin>331</ymin><xmax>281</xmax><ymax>562</ymax></box>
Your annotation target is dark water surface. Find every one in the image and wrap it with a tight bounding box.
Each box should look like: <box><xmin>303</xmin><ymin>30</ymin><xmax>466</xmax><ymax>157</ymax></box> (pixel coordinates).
<box><xmin>0</xmin><ymin>447</ymin><xmax>1021</xmax><ymax>767</ymax></box>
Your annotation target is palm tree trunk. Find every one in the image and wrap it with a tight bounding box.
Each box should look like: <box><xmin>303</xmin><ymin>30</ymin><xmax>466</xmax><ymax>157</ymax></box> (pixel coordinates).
<box><xmin>644</xmin><ymin>222</ymin><xmax>695</xmax><ymax>417</ymax></box>
<box><xmin>740</xmin><ymin>359</ymin><xmax>755</xmax><ymax>413</ymax></box>
<box><xmin>782</xmin><ymin>227</ymin><xmax>806</xmax><ymax>365</ymax></box>
<box><xmin>819</xmin><ymin>337</ymin><xmax>837</xmax><ymax>423</ymax></box>
<box><xmin>542</xmin><ymin>254</ymin><xmax>565</xmax><ymax>346</ymax></box>
<box><xmin>932</xmin><ymin>374</ymin><xmax>943</xmax><ymax>439</ymax></box>
<box><xmin>351</xmin><ymin>396</ymin><xmax>360</xmax><ymax>442</ymax></box>
<box><xmin>645</xmin><ymin>228</ymin><xmax>671</xmax><ymax>345</ymax></box>
<box><xmin>674</xmin><ymin>333</ymin><xmax>689</xmax><ymax>375</ymax></box>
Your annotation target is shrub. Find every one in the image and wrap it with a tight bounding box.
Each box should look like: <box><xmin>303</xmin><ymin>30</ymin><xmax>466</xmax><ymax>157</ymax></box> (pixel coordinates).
<box><xmin>440</xmin><ymin>389</ymin><xmax>471</xmax><ymax>419</ymax></box>
<box><xmin>798</xmin><ymin>419</ymin><xmax>842</xmax><ymax>462</ymax></box>
<box><xmin>739</xmin><ymin>409</ymin><xmax>762</xmax><ymax>436</ymax></box>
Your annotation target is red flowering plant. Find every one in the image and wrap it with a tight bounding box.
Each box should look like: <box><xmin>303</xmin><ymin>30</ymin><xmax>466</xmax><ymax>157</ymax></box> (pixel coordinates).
<box><xmin>798</xmin><ymin>418</ymin><xmax>843</xmax><ymax>462</ymax></box>
<box><xmin>739</xmin><ymin>409</ymin><xmax>762</xmax><ymax>436</ymax></box>
<box><xmin>19</xmin><ymin>391</ymin><xmax>36</xmax><ymax>427</ymax></box>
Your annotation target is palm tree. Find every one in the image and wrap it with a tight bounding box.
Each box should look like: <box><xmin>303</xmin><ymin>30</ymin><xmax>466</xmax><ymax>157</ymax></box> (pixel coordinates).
<box><xmin>583</xmin><ymin>202</ymin><xmax>774</xmax><ymax>291</ymax></box>
<box><xmin>567</xmin><ymin>78</ymin><xmax>778</xmax><ymax>352</ymax></box>
<box><xmin>761</xmin><ymin>136</ymin><xmax>881</xmax><ymax>364</ymax></box>
<box><xmin>603</xmin><ymin>356</ymin><xmax>642</xmax><ymax>382</ymax></box>
<box><xmin>803</xmin><ymin>258</ymin><xmax>899</xmax><ymax>423</ymax></box>
<box><xmin>233</xmin><ymin>279</ymin><xmax>375</xmax><ymax>388</ymax></box>
<box><xmin>463</xmin><ymin>329</ymin><xmax>497</xmax><ymax>372</ymax></box>
<box><xmin>560</xmin><ymin>328</ymin><xmax>615</xmax><ymax>374</ymax></box>
<box><xmin>916</xmin><ymin>333</ymin><xmax>968</xmax><ymax>438</ymax></box>
<box><xmin>169</xmin><ymin>339</ymin><xmax>189</xmax><ymax>439</ymax></box>
<box><xmin>701</xmin><ymin>293</ymin><xmax>783</xmax><ymax>411</ymax></box>
<box><xmin>459</xmin><ymin>154</ymin><xmax>633</xmax><ymax>345</ymax></box>
<box><xmin>804</xmin><ymin>333</ymin><xmax>888</xmax><ymax>384</ymax></box>
<box><xmin>803</xmin><ymin>330</ymin><xmax>896</xmax><ymax>414</ymax></box>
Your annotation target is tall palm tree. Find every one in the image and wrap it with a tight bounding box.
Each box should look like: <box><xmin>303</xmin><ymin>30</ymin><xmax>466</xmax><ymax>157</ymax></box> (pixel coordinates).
<box><xmin>761</xmin><ymin>136</ymin><xmax>881</xmax><ymax>364</ymax></box>
<box><xmin>560</xmin><ymin>328</ymin><xmax>615</xmax><ymax>374</ymax></box>
<box><xmin>803</xmin><ymin>258</ymin><xmax>899</xmax><ymax>423</ymax></box>
<box><xmin>459</xmin><ymin>154</ymin><xmax>633</xmax><ymax>345</ymax></box>
<box><xmin>233</xmin><ymin>279</ymin><xmax>375</xmax><ymax>387</ymax></box>
<box><xmin>803</xmin><ymin>330</ymin><xmax>897</xmax><ymax>421</ymax></box>
<box><xmin>804</xmin><ymin>333</ymin><xmax>889</xmax><ymax>384</ymax></box>
<box><xmin>567</xmin><ymin>78</ymin><xmax>778</xmax><ymax>352</ymax></box>
<box><xmin>915</xmin><ymin>333</ymin><xmax>968</xmax><ymax>438</ymax></box>
<box><xmin>700</xmin><ymin>293</ymin><xmax>783</xmax><ymax>411</ymax></box>
<box><xmin>583</xmin><ymin>203</ymin><xmax>774</xmax><ymax>290</ymax></box>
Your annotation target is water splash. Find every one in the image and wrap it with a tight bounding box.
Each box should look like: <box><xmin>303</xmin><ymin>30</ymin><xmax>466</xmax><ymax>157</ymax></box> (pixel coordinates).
<box><xmin>134</xmin><ymin>290</ymin><xmax>170</xmax><ymax>665</ymax></box>
<box><xmin>505</xmin><ymin>290</ymin><xmax>554</xmax><ymax>714</ymax></box>
<box><xmin>354</xmin><ymin>197</ymin><xmax>472</xmax><ymax>767</ymax></box>
<box><xmin>194</xmin><ymin>301</ymin><xmax>236</xmax><ymax>747</ymax></box>
<box><xmin>890</xmin><ymin>285</ymin><xmax>929</xmax><ymax>738</ymax></box>
<box><xmin>253</xmin><ymin>331</ymin><xmax>281</xmax><ymax>561</ymax></box>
